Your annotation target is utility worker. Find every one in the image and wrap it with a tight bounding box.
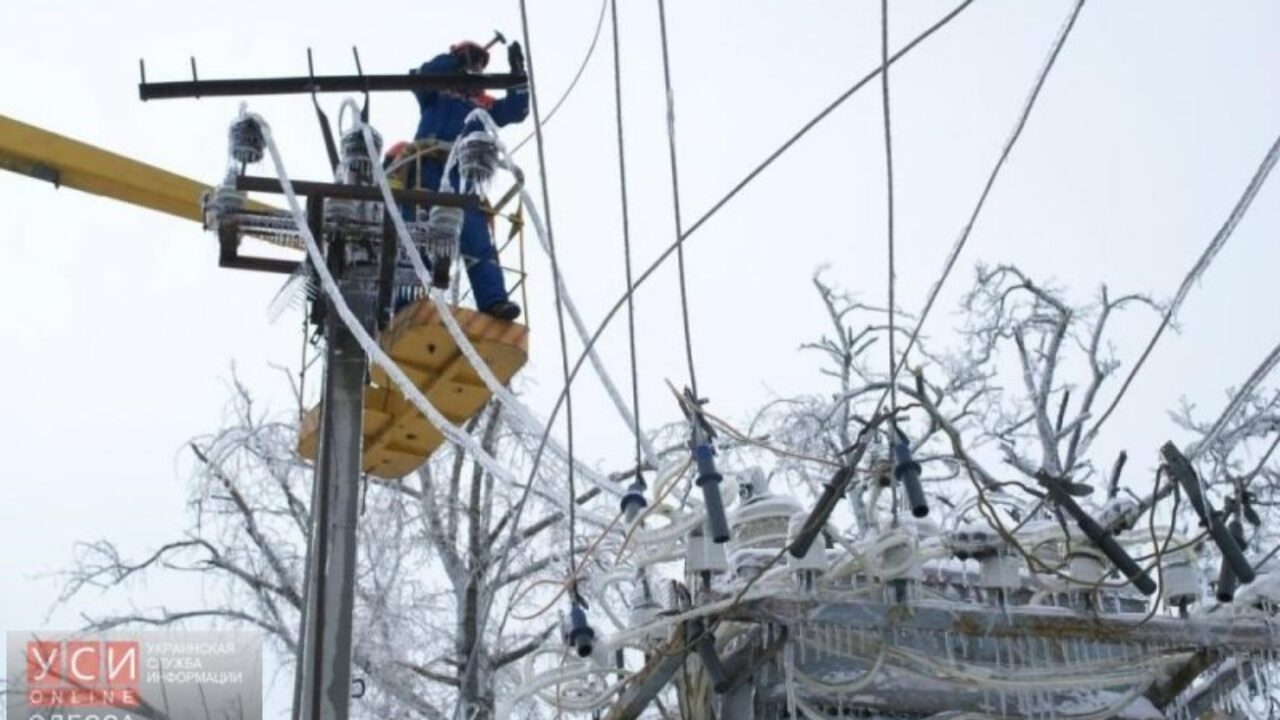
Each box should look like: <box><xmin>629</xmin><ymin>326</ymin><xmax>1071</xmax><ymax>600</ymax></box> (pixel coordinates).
<box><xmin>406</xmin><ymin>38</ymin><xmax>529</xmax><ymax>321</ymax></box>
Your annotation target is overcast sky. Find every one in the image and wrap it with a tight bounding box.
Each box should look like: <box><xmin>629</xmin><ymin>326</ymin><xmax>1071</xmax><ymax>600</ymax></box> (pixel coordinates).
<box><xmin>2</xmin><ymin>1</ymin><xmax>1278</xmax><ymax>716</ymax></box>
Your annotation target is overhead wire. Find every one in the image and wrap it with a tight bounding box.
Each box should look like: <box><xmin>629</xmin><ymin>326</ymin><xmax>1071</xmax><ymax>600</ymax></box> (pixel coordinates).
<box><xmin>879</xmin><ymin>0</ymin><xmax>900</xmax><ymax>520</ymax></box>
<box><xmin>873</xmin><ymin>0</ymin><xmax>1088</xmax><ymax>423</ymax></box>
<box><xmin>1087</xmin><ymin>130</ymin><xmax>1280</xmax><ymax>442</ymax></box>
<box><xmin>1193</xmin><ymin>337</ymin><xmax>1280</xmax><ymax>460</ymax></box>
<box><xmin>517</xmin><ymin>0</ymin><xmax>978</xmax><ymax>508</ymax></box>
<box><xmin>655</xmin><ymin>0</ymin><xmax>700</xmax><ymax>398</ymax></box>
<box><xmin>517</xmin><ymin>0</ymin><xmax>581</xmax><ymax>597</ymax></box>
<box><xmin>610</xmin><ymin>0</ymin><xmax>645</xmax><ymax>482</ymax></box>
<box><xmin>509</xmin><ymin>0</ymin><xmax>610</xmax><ymax>155</ymax></box>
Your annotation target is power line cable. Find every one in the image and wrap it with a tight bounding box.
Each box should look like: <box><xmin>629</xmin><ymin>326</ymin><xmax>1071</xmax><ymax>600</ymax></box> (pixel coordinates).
<box><xmin>610</xmin><ymin>0</ymin><xmax>645</xmax><ymax>479</ymax></box>
<box><xmin>879</xmin><ymin>0</ymin><xmax>901</xmax><ymax>521</ymax></box>
<box><xmin>519</xmin><ymin>0</ymin><xmax>977</xmax><ymax>489</ymax></box>
<box><xmin>517</xmin><ymin>0</ymin><xmax>580</xmax><ymax>587</ymax></box>
<box><xmin>872</xmin><ymin>0</ymin><xmax>1088</xmax><ymax>425</ymax></box>
<box><xmin>880</xmin><ymin>0</ymin><xmax>899</xmax><ymax>422</ymax></box>
<box><xmin>655</xmin><ymin>0</ymin><xmax>700</xmax><ymax>398</ymax></box>
<box><xmin>510</xmin><ymin>0</ymin><xmax>609</xmax><ymax>155</ymax></box>
<box><xmin>1088</xmin><ymin>130</ymin><xmax>1280</xmax><ymax>442</ymax></box>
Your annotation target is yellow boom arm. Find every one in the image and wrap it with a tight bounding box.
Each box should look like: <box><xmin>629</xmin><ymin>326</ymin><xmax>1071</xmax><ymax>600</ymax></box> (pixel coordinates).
<box><xmin>1</xmin><ymin>113</ymin><xmax>221</xmax><ymax>223</ymax></box>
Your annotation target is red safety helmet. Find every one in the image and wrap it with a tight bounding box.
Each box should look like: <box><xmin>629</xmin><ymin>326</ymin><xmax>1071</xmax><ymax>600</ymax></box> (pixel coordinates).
<box><xmin>383</xmin><ymin>141</ymin><xmax>411</xmax><ymax>168</ymax></box>
<box><xmin>449</xmin><ymin>40</ymin><xmax>490</xmax><ymax>71</ymax></box>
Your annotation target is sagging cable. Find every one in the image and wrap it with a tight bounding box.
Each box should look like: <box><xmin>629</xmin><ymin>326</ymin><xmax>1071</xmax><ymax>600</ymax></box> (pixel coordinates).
<box><xmin>468</xmin><ymin>109</ymin><xmax>660</xmax><ymax>470</ymax></box>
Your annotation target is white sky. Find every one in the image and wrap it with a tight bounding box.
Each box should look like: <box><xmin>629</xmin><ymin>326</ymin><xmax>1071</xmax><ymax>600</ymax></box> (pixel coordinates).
<box><xmin>2</xmin><ymin>1</ymin><xmax>1278</xmax><ymax>717</ymax></box>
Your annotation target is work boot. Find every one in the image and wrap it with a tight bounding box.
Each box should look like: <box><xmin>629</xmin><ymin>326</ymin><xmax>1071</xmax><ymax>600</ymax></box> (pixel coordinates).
<box><xmin>481</xmin><ymin>300</ymin><xmax>522</xmax><ymax>321</ymax></box>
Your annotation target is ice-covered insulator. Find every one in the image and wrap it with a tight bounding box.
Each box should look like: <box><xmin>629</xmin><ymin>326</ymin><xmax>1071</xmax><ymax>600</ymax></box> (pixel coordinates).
<box><xmin>736</xmin><ymin>467</ymin><xmax>769</xmax><ymax>503</ymax></box>
<box><xmin>693</xmin><ymin>443</ymin><xmax>731</xmax><ymax>543</ymax></box>
<box><xmin>978</xmin><ymin>553</ymin><xmax>1022</xmax><ymax>589</ymax></box>
<box><xmin>1098</xmin><ymin>496</ymin><xmax>1140</xmax><ymax>533</ymax></box>
<box><xmin>685</xmin><ymin>524</ymin><xmax>728</xmax><ymax>576</ymax></box>
<box><xmin>203</xmin><ymin>182</ymin><xmax>245</xmax><ymax>228</ymax></box>
<box><xmin>893</xmin><ymin>440</ymin><xmax>928</xmax><ymax>518</ymax></box>
<box><xmin>628</xmin><ymin>581</ymin><xmax>660</xmax><ymax>631</ymax></box>
<box><xmin>947</xmin><ymin>523</ymin><xmax>1000</xmax><ymax>561</ymax></box>
<box><xmin>1163</xmin><ymin>556</ymin><xmax>1200</xmax><ymax>610</ymax></box>
<box><xmin>228</xmin><ymin>114</ymin><xmax>265</xmax><ymax>165</ymax></box>
<box><xmin>871</xmin><ymin>529</ymin><xmax>921</xmax><ymax>582</ymax></box>
<box><xmin>1217</xmin><ymin>518</ymin><xmax>1249</xmax><ymax>602</ymax></box>
<box><xmin>620</xmin><ymin>477</ymin><xmax>647</xmax><ymax>524</ymax></box>
<box><xmin>455</xmin><ymin>131</ymin><xmax>499</xmax><ymax>194</ymax></box>
<box><xmin>340</xmin><ymin>126</ymin><xmax>383</xmax><ymax>177</ymax></box>
<box><xmin>786</xmin><ymin>512</ymin><xmax>827</xmax><ymax>572</ymax></box>
<box><xmin>1068</xmin><ymin>547</ymin><xmax>1106</xmax><ymax>585</ymax></box>
<box><xmin>425</xmin><ymin>206</ymin><xmax>464</xmax><ymax>289</ymax></box>
<box><xmin>324</xmin><ymin>198</ymin><xmax>359</xmax><ymax>225</ymax></box>
<box><xmin>566</xmin><ymin>604</ymin><xmax>595</xmax><ymax>658</ymax></box>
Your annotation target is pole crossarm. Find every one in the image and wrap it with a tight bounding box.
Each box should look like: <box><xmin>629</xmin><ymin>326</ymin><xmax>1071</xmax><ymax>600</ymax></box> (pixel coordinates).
<box><xmin>139</xmin><ymin>71</ymin><xmax>528</xmax><ymax>101</ymax></box>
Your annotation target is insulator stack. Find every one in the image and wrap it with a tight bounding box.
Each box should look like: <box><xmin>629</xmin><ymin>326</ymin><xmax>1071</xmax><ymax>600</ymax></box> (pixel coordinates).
<box><xmin>228</xmin><ymin>114</ymin><xmax>265</xmax><ymax>165</ymax></box>
<box><xmin>455</xmin><ymin>131</ymin><xmax>499</xmax><ymax>194</ymax></box>
<box><xmin>685</xmin><ymin>525</ymin><xmax>728</xmax><ymax>577</ymax></box>
<box><xmin>340</xmin><ymin>126</ymin><xmax>382</xmax><ymax>178</ymax></box>
<box><xmin>203</xmin><ymin>183</ymin><xmax>245</xmax><ymax>227</ymax></box>
<box><xmin>324</xmin><ymin>198</ymin><xmax>359</xmax><ymax>225</ymax></box>
<box><xmin>1163</xmin><ymin>554</ymin><xmax>1201</xmax><ymax>610</ymax></box>
<box><xmin>425</xmin><ymin>206</ymin><xmax>464</xmax><ymax>288</ymax></box>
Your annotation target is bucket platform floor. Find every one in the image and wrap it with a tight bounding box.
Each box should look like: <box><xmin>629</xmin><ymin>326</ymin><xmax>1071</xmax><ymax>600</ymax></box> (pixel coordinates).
<box><xmin>297</xmin><ymin>299</ymin><xmax>528</xmax><ymax>479</ymax></box>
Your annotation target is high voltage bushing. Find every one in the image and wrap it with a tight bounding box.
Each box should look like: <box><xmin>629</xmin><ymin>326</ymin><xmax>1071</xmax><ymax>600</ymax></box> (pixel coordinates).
<box><xmin>228</xmin><ymin>114</ymin><xmax>265</xmax><ymax>165</ymax></box>
<box><xmin>1217</xmin><ymin>518</ymin><xmax>1249</xmax><ymax>602</ymax></box>
<box><xmin>620</xmin><ymin>476</ymin><xmax>648</xmax><ymax>524</ymax></box>
<box><xmin>790</xmin><ymin>460</ymin><xmax>861</xmax><ymax>560</ymax></box>
<box><xmin>566</xmin><ymin>603</ymin><xmax>595</xmax><ymax>659</ymax></box>
<box><xmin>893</xmin><ymin>439</ymin><xmax>929</xmax><ymax>518</ymax></box>
<box><xmin>1160</xmin><ymin>442</ymin><xmax>1256</xmax><ymax>586</ymax></box>
<box><xmin>1038</xmin><ymin>473</ymin><xmax>1157</xmax><ymax>595</ymax></box>
<box><xmin>693</xmin><ymin>442</ymin><xmax>731</xmax><ymax>544</ymax></box>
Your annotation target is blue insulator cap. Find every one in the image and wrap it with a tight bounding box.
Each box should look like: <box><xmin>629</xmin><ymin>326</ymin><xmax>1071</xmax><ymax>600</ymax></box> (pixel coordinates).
<box><xmin>567</xmin><ymin>604</ymin><xmax>595</xmax><ymax>658</ymax></box>
<box><xmin>694</xmin><ymin>444</ymin><xmax>722</xmax><ymax>487</ymax></box>
<box><xmin>620</xmin><ymin>482</ymin><xmax>648</xmax><ymax>519</ymax></box>
<box><xmin>892</xmin><ymin>441</ymin><xmax>920</xmax><ymax>475</ymax></box>
<box><xmin>893</xmin><ymin>440</ymin><xmax>929</xmax><ymax>519</ymax></box>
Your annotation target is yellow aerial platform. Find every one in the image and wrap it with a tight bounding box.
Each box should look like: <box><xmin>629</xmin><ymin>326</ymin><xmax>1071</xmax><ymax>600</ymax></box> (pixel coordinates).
<box><xmin>1</xmin><ymin>113</ymin><xmax>214</xmax><ymax>222</ymax></box>
<box><xmin>296</xmin><ymin>299</ymin><xmax>528</xmax><ymax>479</ymax></box>
<box><xmin>0</xmin><ymin>113</ymin><xmax>277</xmax><ymax>223</ymax></box>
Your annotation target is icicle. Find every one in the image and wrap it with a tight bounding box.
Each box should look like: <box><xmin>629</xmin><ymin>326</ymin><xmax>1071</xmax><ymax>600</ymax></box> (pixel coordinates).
<box><xmin>784</xmin><ymin>642</ymin><xmax>798</xmax><ymax>719</ymax></box>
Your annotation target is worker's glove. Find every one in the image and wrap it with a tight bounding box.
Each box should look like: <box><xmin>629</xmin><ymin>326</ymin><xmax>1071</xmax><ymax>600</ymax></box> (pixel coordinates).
<box><xmin>507</xmin><ymin>41</ymin><xmax>526</xmax><ymax>76</ymax></box>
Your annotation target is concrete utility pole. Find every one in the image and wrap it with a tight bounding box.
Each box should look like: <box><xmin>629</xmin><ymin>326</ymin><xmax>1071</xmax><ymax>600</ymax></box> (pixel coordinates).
<box><xmin>293</xmin><ymin>196</ymin><xmax>373</xmax><ymax>720</ymax></box>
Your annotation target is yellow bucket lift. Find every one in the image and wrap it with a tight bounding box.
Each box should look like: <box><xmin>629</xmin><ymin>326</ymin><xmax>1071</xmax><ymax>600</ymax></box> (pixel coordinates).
<box><xmin>296</xmin><ymin>299</ymin><xmax>528</xmax><ymax>479</ymax></box>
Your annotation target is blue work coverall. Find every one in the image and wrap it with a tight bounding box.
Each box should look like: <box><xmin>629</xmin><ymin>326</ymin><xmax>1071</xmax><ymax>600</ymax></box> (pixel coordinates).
<box><xmin>411</xmin><ymin>52</ymin><xmax>529</xmax><ymax>310</ymax></box>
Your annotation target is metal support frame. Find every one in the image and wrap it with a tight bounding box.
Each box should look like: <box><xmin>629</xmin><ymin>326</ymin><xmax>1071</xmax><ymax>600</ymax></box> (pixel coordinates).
<box><xmin>217</xmin><ymin>225</ymin><xmax>300</xmax><ymax>275</ymax></box>
<box><xmin>292</xmin><ymin>195</ymin><xmax>372</xmax><ymax>720</ymax></box>
<box><xmin>235</xmin><ymin>175</ymin><xmax>479</xmax><ymax>210</ymax></box>
<box><xmin>139</xmin><ymin>71</ymin><xmax>526</xmax><ymax>101</ymax></box>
